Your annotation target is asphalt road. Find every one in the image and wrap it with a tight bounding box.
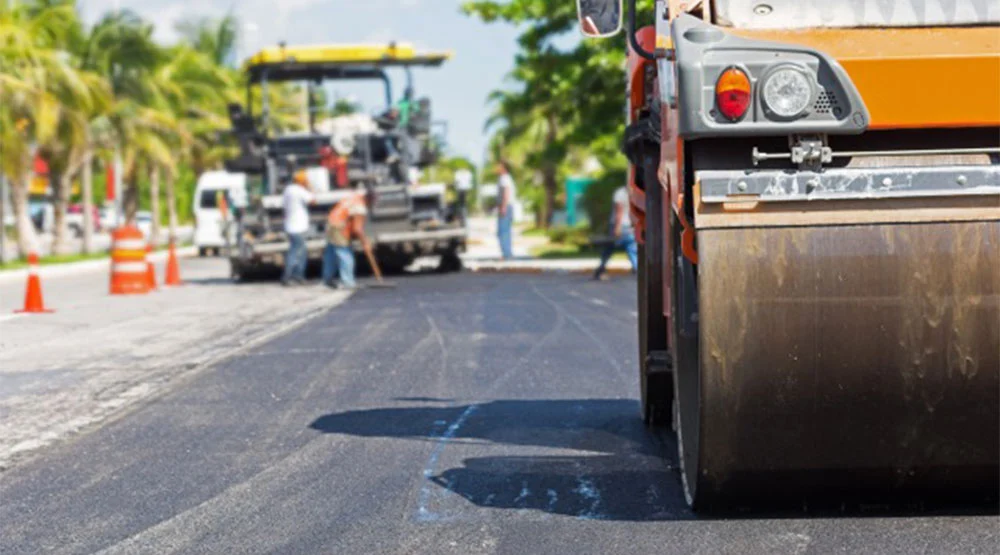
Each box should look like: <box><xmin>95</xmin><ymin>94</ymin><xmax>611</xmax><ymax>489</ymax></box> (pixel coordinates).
<box><xmin>0</xmin><ymin>273</ymin><xmax>996</xmax><ymax>554</ymax></box>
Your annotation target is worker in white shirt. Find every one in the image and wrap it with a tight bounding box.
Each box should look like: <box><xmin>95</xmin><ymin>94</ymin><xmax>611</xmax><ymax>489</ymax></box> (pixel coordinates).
<box><xmin>496</xmin><ymin>163</ymin><xmax>516</xmax><ymax>260</ymax></box>
<box><xmin>453</xmin><ymin>167</ymin><xmax>473</xmax><ymax>224</ymax></box>
<box><xmin>281</xmin><ymin>170</ymin><xmax>316</xmax><ymax>286</ymax></box>
<box><xmin>593</xmin><ymin>184</ymin><xmax>638</xmax><ymax>280</ymax></box>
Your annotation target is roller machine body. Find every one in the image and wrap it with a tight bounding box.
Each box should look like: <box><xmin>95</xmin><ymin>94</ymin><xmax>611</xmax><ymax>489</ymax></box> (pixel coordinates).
<box><xmin>602</xmin><ymin>0</ymin><xmax>999</xmax><ymax>508</ymax></box>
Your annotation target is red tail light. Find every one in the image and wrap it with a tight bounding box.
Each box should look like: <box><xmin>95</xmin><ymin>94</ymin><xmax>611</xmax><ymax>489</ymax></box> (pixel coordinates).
<box><xmin>715</xmin><ymin>67</ymin><xmax>751</xmax><ymax>122</ymax></box>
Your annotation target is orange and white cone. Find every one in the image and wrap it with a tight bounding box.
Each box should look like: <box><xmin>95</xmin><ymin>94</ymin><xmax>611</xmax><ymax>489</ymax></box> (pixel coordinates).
<box><xmin>16</xmin><ymin>253</ymin><xmax>54</xmax><ymax>313</ymax></box>
<box><xmin>109</xmin><ymin>226</ymin><xmax>150</xmax><ymax>295</ymax></box>
<box><xmin>145</xmin><ymin>244</ymin><xmax>158</xmax><ymax>290</ymax></box>
<box><xmin>164</xmin><ymin>240</ymin><xmax>182</xmax><ymax>286</ymax></box>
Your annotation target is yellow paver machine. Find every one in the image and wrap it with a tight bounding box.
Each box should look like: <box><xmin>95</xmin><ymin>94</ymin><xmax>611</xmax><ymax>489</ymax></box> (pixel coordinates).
<box><xmin>224</xmin><ymin>43</ymin><xmax>466</xmax><ymax>279</ymax></box>
<box><xmin>577</xmin><ymin>0</ymin><xmax>999</xmax><ymax>508</ymax></box>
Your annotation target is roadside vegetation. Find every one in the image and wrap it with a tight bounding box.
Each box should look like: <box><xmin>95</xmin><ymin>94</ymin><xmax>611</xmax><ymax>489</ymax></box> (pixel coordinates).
<box><xmin>0</xmin><ymin>241</ymin><xmax>188</xmax><ymax>271</ymax></box>
<box><xmin>463</xmin><ymin>0</ymin><xmax>653</xmax><ymax>230</ymax></box>
<box><xmin>0</xmin><ymin>1</ymin><xmax>303</xmax><ymax>260</ymax></box>
<box><xmin>2</xmin><ymin>0</ymin><xmax>646</xmax><ymax>262</ymax></box>
<box><xmin>523</xmin><ymin>224</ymin><xmax>626</xmax><ymax>261</ymax></box>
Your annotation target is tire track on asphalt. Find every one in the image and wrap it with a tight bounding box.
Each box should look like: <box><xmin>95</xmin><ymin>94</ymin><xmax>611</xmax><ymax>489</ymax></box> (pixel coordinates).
<box><xmin>414</xmin><ymin>279</ymin><xmax>571</xmax><ymax>522</ymax></box>
<box><xmin>531</xmin><ymin>283</ymin><xmax>632</xmax><ymax>391</ymax></box>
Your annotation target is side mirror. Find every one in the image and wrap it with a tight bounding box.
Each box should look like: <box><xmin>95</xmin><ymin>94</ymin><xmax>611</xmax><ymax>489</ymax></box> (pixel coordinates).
<box><xmin>577</xmin><ymin>0</ymin><xmax>623</xmax><ymax>38</ymax></box>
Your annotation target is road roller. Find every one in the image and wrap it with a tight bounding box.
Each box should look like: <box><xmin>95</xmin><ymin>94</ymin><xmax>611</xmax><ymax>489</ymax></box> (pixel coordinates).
<box><xmin>576</xmin><ymin>0</ymin><xmax>999</xmax><ymax>508</ymax></box>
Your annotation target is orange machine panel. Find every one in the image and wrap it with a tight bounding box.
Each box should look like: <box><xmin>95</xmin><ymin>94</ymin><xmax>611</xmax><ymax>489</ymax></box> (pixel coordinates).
<box><xmin>729</xmin><ymin>26</ymin><xmax>1000</xmax><ymax>130</ymax></box>
<box><xmin>626</xmin><ymin>26</ymin><xmax>659</xmax><ymax>243</ymax></box>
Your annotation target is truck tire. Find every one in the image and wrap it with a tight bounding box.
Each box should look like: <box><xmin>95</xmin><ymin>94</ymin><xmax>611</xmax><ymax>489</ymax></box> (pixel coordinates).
<box><xmin>230</xmin><ymin>260</ymin><xmax>257</xmax><ymax>283</ymax></box>
<box><xmin>638</xmin><ymin>152</ymin><xmax>673</xmax><ymax>427</ymax></box>
<box><xmin>438</xmin><ymin>251</ymin><xmax>463</xmax><ymax>273</ymax></box>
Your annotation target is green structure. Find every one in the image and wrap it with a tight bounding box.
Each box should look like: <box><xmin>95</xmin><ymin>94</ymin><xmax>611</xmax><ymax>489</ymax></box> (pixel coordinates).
<box><xmin>564</xmin><ymin>177</ymin><xmax>595</xmax><ymax>226</ymax></box>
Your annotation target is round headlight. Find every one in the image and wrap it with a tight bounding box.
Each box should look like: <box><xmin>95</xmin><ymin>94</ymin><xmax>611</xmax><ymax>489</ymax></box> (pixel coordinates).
<box><xmin>762</xmin><ymin>67</ymin><xmax>812</xmax><ymax>118</ymax></box>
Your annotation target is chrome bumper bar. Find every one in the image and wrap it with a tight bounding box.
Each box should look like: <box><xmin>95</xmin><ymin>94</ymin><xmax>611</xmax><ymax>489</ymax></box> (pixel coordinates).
<box><xmin>698</xmin><ymin>165</ymin><xmax>1000</xmax><ymax>204</ymax></box>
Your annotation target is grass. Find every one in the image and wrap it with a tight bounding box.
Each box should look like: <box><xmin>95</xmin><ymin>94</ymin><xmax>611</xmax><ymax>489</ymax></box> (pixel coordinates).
<box><xmin>531</xmin><ymin>241</ymin><xmax>629</xmax><ymax>261</ymax></box>
<box><xmin>520</xmin><ymin>227</ymin><xmax>549</xmax><ymax>237</ymax></box>
<box><xmin>523</xmin><ymin>223</ymin><xmax>632</xmax><ymax>261</ymax></box>
<box><xmin>0</xmin><ymin>242</ymin><xmax>190</xmax><ymax>272</ymax></box>
<box><xmin>0</xmin><ymin>251</ymin><xmax>110</xmax><ymax>271</ymax></box>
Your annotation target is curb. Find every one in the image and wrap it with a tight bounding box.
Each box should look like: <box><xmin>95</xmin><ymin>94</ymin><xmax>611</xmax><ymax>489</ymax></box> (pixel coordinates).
<box><xmin>0</xmin><ymin>246</ymin><xmax>196</xmax><ymax>284</ymax></box>
<box><xmin>464</xmin><ymin>261</ymin><xmax>634</xmax><ymax>277</ymax></box>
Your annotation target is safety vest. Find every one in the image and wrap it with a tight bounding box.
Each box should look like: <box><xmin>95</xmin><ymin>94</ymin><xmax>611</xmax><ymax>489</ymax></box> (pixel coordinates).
<box><xmin>326</xmin><ymin>193</ymin><xmax>366</xmax><ymax>246</ymax></box>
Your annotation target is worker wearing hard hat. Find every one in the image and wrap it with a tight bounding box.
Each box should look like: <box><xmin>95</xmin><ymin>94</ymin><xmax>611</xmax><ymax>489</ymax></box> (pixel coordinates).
<box><xmin>322</xmin><ymin>190</ymin><xmax>370</xmax><ymax>289</ymax></box>
<box><xmin>281</xmin><ymin>170</ymin><xmax>316</xmax><ymax>286</ymax></box>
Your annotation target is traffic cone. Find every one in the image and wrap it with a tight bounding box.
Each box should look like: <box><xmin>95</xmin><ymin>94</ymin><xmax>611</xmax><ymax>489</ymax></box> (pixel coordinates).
<box><xmin>145</xmin><ymin>244</ymin><xmax>158</xmax><ymax>290</ymax></box>
<box><xmin>164</xmin><ymin>240</ymin><xmax>182</xmax><ymax>286</ymax></box>
<box><xmin>16</xmin><ymin>253</ymin><xmax>54</xmax><ymax>314</ymax></box>
<box><xmin>110</xmin><ymin>226</ymin><xmax>150</xmax><ymax>295</ymax></box>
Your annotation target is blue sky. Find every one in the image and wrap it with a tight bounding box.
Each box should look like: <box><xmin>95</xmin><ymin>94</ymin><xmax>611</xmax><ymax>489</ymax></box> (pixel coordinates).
<box><xmin>79</xmin><ymin>0</ymin><xmax>565</xmax><ymax>164</ymax></box>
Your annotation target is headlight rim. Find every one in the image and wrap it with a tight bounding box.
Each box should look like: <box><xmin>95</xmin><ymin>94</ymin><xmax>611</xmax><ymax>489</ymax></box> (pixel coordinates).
<box><xmin>760</xmin><ymin>64</ymin><xmax>816</xmax><ymax>121</ymax></box>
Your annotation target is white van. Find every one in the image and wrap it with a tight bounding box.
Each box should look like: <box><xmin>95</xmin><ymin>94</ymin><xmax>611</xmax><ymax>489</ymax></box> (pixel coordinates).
<box><xmin>194</xmin><ymin>171</ymin><xmax>247</xmax><ymax>256</ymax></box>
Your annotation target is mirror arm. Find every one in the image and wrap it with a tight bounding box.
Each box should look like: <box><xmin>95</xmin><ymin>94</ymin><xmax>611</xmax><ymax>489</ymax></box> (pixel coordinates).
<box><xmin>627</xmin><ymin>0</ymin><xmax>656</xmax><ymax>61</ymax></box>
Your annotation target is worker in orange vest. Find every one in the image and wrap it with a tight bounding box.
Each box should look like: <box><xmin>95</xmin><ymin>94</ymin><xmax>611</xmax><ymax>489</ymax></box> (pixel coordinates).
<box><xmin>322</xmin><ymin>190</ymin><xmax>369</xmax><ymax>289</ymax></box>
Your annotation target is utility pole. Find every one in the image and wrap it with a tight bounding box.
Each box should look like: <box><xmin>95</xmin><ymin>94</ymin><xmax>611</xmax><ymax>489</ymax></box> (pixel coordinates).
<box><xmin>0</xmin><ymin>176</ymin><xmax>7</xmax><ymax>265</ymax></box>
<box><xmin>0</xmin><ymin>115</ymin><xmax>6</xmax><ymax>264</ymax></box>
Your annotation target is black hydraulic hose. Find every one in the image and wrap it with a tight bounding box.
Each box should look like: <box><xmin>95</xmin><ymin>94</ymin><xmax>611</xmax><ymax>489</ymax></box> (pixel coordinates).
<box><xmin>628</xmin><ymin>0</ymin><xmax>656</xmax><ymax>61</ymax></box>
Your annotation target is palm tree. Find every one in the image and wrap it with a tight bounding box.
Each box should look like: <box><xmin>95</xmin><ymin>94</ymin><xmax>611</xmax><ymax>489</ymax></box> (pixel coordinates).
<box><xmin>149</xmin><ymin>44</ymin><xmax>237</xmax><ymax>243</ymax></box>
<box><xmin>0</xmin><ymin>1</ymin><xmax>93</xmax><ymax>258</ymax></box>
<box><xmin>176</xmin><ymin>14</ymin><xmax>240</xmax><ymax>67</ymax></box>
<box><xmin>47</xmin><ymin>70</ymin><xmax>113</xmax><ymax>254</ymax></box>
<box><xmin>77</xmin><ymin>9</ymin><xmax>166</xmax><ymax>225</ymax></box>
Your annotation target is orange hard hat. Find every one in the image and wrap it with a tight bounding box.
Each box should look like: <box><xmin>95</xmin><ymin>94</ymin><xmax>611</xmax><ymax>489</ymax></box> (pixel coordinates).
<box><xmin>294</xmin><ymin>170</ymin><xmax>309</xmax><ymax>186</ymax></box>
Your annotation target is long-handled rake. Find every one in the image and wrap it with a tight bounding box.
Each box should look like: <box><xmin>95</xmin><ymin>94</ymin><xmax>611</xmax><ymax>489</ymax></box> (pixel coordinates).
<box><xmin>362</xmin><ymin>241</ymin><xmax>397</xmax><ymax>289</ymax></box>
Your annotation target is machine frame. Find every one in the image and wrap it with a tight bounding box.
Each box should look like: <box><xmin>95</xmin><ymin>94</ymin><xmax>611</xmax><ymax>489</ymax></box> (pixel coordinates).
<box><xmin>580</xmin><ymin>0</ymin><xmax>1000</xmax><ymax>509</ymax></box>
<box><xmin>223</xmin><ymin>43</ymin><xmax>466</xmax><ymax>280</ymax></box>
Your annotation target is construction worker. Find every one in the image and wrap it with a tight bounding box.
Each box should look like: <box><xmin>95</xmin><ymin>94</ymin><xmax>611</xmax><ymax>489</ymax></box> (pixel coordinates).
<box><xmin>579</xmin><ymin>0</ymin><xmax>621</xmax><ymax>35</ymax></box>
<box><xmin>593</xmin><ymin>184</ymin><xmax>638</xmax><ymax>280</ymax></box>
<box><xmin>281</xmin><ymin>170</ymin><xmax>315</xmax><ymax>286</ymax></box>
<box><xmin>319</xmin><ymin>146</ymin><xmax>349</xmax><ymax>188</ymax></box>
<box><xmin>396</xmin><ymin>88</ymin><xmax>414</xmax><ymax>129</ymax></box>
<box><xmin>496</xmin><ymin>162</ymin><xmax>516</xmax><ymax>260</ymax></box>
<box><xmin>322</xmin><ymin>190</ymin><xmax>370</xmax><ymax>290</ymax></box>
<box><xmin>453</xmin><ymin>167</ymin><xmax>473</xmax><ymax>224</ymax></box>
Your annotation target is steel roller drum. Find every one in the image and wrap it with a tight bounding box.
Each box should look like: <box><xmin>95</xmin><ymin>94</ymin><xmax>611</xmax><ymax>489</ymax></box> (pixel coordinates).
<box><xmin>677</xmin><ymin>220</ymin><xmax>1000</xmax><ymax>505</ymax></box>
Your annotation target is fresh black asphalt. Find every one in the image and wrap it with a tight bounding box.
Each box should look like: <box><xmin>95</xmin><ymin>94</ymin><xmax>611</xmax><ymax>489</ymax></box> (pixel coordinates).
<box><xmin>1</xmin><ymin>274</ymin><xmax>996</xmax><ymax>554</ymax></box>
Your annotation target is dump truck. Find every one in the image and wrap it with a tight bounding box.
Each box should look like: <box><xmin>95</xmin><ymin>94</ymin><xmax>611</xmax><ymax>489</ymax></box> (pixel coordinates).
<box><xmin>222</xmin><ymin>43</ymin><xmax>467</xmax><ymax>280</ymax></box>
<box><xmin>577</xmin><ymin>0</ymin><xmax>999</xmax><ymax>508</ymax></box>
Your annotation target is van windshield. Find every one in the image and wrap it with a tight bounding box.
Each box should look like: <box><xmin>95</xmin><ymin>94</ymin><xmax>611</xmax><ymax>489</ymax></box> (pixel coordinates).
<box><xmin>200</xmin><ymin>190</ymin><xmax>220</xmax><ymax>209</ymax></box>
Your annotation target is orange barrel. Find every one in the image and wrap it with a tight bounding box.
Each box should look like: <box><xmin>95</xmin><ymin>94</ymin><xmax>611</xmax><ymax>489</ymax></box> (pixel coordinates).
<box><xmin>109</xmin><ymin>226</ymin><xmax>150</xmax><ymax>295</ymax></box>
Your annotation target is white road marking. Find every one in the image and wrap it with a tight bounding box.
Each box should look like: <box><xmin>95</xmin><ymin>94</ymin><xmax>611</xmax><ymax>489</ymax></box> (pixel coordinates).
<box><xmin>574</xmin><ymin>476</ymin><xmax>603</xmax><ymax>519</ymax></box>
<box><xmin>514</xmin><ymin>482</ymin><xmax>530</xmax><ymax>507</ymax></box>
<box><xmin>416</xmin><ymin>404</ymin><xmax>480</xmax><ymax>521</ymax></box>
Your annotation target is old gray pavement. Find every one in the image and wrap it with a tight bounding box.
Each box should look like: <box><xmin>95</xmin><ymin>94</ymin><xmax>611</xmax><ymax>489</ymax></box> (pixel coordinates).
<box><xmin>0</xmin><ymin>256</ymin><xmax>349</xmax><ymax>470</ymax></box>
<box><xmin>0</xmin><ymin>273</ymin><xmax>996</xmax><ymax>554</ymax></box>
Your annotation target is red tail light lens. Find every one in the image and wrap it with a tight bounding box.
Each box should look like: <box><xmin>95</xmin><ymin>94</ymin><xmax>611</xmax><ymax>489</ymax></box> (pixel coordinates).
<box><xmin>715</xmin><ymin>67</ymin><xmax>751</xmax><ymax>122</ymax></box>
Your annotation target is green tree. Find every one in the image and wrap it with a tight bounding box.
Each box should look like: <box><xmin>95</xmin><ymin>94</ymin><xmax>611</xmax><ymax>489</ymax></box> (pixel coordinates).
<box><xmin>0</xmin><ymin>0</ymin><xmax>94</xmax><ymax>257</ymax></box>
<box><xmin>463</xmin><ymin>0</ymin><xmax>652</xmax><ymax>228</ymax></box>
<box><xmin>176</xmin><ymin>14</ymin><xmax>239</xmax><ymax>67</ymax></box>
